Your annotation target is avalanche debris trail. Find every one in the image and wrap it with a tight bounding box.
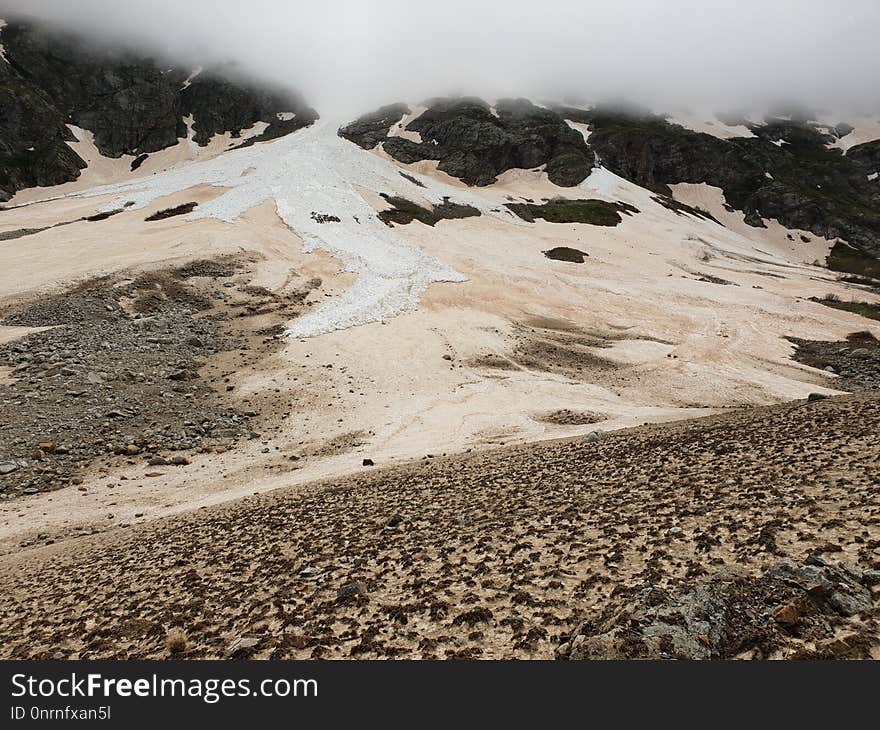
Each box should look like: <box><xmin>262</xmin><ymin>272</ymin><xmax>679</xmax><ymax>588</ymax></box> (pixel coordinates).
<box><xmin>58</xmin><ymin>120</ymin><xmax>500</xmax><ymax>337</ymax></box>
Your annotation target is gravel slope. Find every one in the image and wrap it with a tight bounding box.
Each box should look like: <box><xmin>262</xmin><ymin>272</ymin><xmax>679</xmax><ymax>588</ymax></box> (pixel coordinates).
<box><xmin>1</xmin><ymin>393</ymin><xmax>877</xmax><ymax>659</ymax></box>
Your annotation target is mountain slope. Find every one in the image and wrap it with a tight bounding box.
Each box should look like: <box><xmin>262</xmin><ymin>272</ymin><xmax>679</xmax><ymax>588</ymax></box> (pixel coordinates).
<box><xmin>0</xmin><ymin>20</ymin><xmax>316</xmax><ymax>201</ymax></box>
<box><xmin>0</xmin><ymin>22</ymin><xmax>879</xmax><ymax>597</ymax></box>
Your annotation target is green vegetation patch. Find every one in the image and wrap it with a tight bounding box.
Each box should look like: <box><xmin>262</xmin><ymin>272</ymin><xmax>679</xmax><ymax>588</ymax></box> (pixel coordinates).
<box><xmin>506</xmin><ymin>198</ymin><xmax>638</xmax><ymax>226</ymax></box>
<box><xmin>378</xmin><ymin>195</ymin><xmax>480</xmax><ymax>227</ymax></box>
<box><xmin>827</xmin><ymin>241</ymin><xmax>880</xmax><ymax>279</ymax></box>
<box><xmin>812</xmin><ymin>294</ymin><xmax>880</xmax><ymax>321</ymax></box>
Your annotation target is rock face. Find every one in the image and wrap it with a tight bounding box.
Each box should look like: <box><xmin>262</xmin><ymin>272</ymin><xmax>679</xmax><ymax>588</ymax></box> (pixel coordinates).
<box><xmin>0</xmin><ymin>21</ymin><xmax>316</xmax><ymax>201</ymax></box>
<box><xmin>0</xmin><ymin>48</ymin><xmax>87</xmax><ymax>200</ymax></box>
<box><xmin>1</xmin><ymin>23</ymin><xmax>188</xmax><ymax>160</ymax></box>
<box><xmin>561</xmin><ymin>106</ymin><xmax>880</xmax><ymax>275</ymax></box>
<box><xmin>338</xmin><ymin>103</ymin><xmax>411</xmax><ymax>149</ymax></box>
<box><xmin>558</xmin><ymin>556</ymin><xmax>878</xmax><ymax>660</ymax></box>
<box><xmin>181</xmin><ymin>69</ymin><xmax>317</xmax><ymax>147</ymax></box>
<box><xmin>344</xmin><ymin>98</ymin><xmax>595</xmax><ymax>187</ymax></box>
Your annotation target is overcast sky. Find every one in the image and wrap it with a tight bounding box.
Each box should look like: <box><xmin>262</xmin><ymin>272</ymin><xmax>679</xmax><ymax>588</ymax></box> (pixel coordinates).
<box><xmin>2</xmin><ymin>1</ymin><xmax>879</xmax><ymax>118</ymax></box>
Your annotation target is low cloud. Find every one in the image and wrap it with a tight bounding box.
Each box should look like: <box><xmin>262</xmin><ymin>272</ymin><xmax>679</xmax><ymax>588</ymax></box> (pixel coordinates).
<box><xmin>2</xmin><ymin>0</ymin><xmax>879</xmax><ymax>119</ymax></box>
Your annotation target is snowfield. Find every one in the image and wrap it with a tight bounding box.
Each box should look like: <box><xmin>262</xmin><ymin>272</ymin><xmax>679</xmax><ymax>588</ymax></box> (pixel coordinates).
<box><xmin>61</xmin><ymin>120</ymin><xmax>490</xmax><ymax>337</ymax></box>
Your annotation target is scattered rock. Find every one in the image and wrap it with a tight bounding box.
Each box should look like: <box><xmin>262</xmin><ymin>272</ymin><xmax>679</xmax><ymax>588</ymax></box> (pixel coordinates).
<box><xmin>772</xmin><ymin>602</ymin><xmax>800</xmax><ymax>627</ymax></box>
<box><xmin>559</xmin><ymin>558</ymin><xmax>877</xmax><ymax>660</ymax></box>
<box><xmin>336</xmin><ymin>581</ymin><xmax>369</xmax><ymax>604</ymax></box>
<box><xmin>225</xmin><ymin>636</ymin><xmax>260</xmax><ymax>657</ymax></box>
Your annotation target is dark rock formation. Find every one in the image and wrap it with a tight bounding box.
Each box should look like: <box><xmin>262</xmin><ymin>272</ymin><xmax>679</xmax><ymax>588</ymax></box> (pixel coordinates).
<box><xmin>651</xmin><ymin>194</ymin><xmax>720</xmax><ymax>223</ymax></box>
<box><xmin>559</xmin><ymin>106</ymin><xmax>880</xmax><ymax>274</ymax></box>
<box><xmin>558</xmin><ymin>556</ymin><xmax>878</xmax><ymax>660</ymax></box>
<box><xmin>2</xmin><ymin>22</ymin><xmax>187</xmax><ymax>159</ymax></box>
<box><xmin>338</xmin><ymin>103</ymin><xmax>410</xmax><ymax>149</ymax></box>
<box><xmin>543</xmin><ymin>247</ymin><xmax>588</xmax><ymax>263</ymax></box>
<box><xmin>377</xmin><ymin>195</ymin><xmax>480</xmax><ymax>226</ymax></box>
<box><xmin>789</xmin><ymin>330</ymin><xmax>880</xmax><ymax>391</ymax></box>
<box><xmin>506</xmin><ymin>198</ymin><xmax>637</xmax><ymax>225</ymax></box>
<box><xmin>0</xmin><ymin>49</ymin><xmax>86</xmax><ymax>200</ymax></box>
<box><xmin>145</xmin><ymin>202</ymin><xmax>198</xmax><ymax>222</ymax></box>
<box><xmin>0</xmin><ymin>21</ymin><xmax>316</xmax><ymax>201</ymax></box>
<box><xmin>847</xmin><ymin>139</ymin><xmax>880</xmax><ymax>171</ymax></box>
<box><xmin>130</xmin><ymin>153</ymin><xmax>149</xmax><ymax>172</ymax></box>
<box><xmin>181</xmin><ymin>68</ymin><xmax>317</xmax><ymax>147</ymax></box>
<box><xmin>345</xmin><ymin>98</ymin><xmax>595</xmax><ymax>187</ymax></box>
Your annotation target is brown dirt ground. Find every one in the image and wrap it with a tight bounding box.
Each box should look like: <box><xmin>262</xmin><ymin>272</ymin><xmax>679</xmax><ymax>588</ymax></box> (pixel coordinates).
<box><xmin>0</xmin><ymin>392</ymin><xmax>877</xmax><ymax>659</ymax></box>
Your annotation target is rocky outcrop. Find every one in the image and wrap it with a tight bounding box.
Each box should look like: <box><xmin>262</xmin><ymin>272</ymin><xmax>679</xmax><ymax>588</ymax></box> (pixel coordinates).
<box><xmin>345</xmin><ymin>98</ymin><xmax>595</xmax><ymax>187</ymax></box>
<box><xmin>181</xmin><ymin>68</ymin><xmax>317</xmax><ymax>147</ymax></box>
<box><xmin>558</xmin><ymin>556</ymin><xmax>879</xmax><ymax>660</ymax></box>
<box><xmin>377</xmin><ymin>194</ymin><xmax>480</xmax><ymax>226</ymax></box>
<box><xmin>543</xmin><ymin>246</ymin><xmax>589</xmax><ymax>263</ymax></box>
<box><xmin>0</xmin><ymin>54</ymin><xmax>86</xmax><ymax>200</ymax></box>
<box><xmin>564</xmin><ymin>106</ymin><xmax>880</xmax><ymax>274</ymax></box>
<box><xmin>1</xmin><ymin>22</ymin><xmax>187</xmax><ymax>159</ymax></box>
<box><xmin>0</xmin><ymin>21</ymin><xmax>316</xmax><ymax>201</ymax></box>
<box><xmin>848</xmin><ymin>139</ymin><xmax>880</xmax><ymax>172</ymax></box>
<box><xmin>338</xmin><ymin>103</ymin><xmax>411</xmax><ymax>149</ymax></box>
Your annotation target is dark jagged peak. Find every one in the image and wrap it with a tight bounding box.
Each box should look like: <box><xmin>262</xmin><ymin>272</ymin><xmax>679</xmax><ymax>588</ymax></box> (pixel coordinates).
<box><xmin>338</xmin><ymin>103</ymin><xmax>411</xmax><ymax>149</ymax></box>
<box><xmin>344</xmin><ymin>97</ymin><xmax>595</xmax><ymax>188</ymax></box>
<box><xmin>0</xmin><ymin>20</ymin><xmax>316</xmax><ymax>201</ymax></box>
<box><xmin>750</xmin><ymin>117</ymin><xmax>838</xmax><ymax>152</ymax></box>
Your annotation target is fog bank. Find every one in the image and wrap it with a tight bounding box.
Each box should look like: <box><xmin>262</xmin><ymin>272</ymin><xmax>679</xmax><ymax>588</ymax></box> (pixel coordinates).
<box><xmin>2</xmin><ymin>1</ymin><xmax>879</xmax><ymax>118</ymax></box>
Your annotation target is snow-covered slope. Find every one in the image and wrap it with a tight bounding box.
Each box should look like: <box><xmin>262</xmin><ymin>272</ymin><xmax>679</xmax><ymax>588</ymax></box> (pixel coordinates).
<box><xmin>3</xmin><ymin>96</ymin><xmax>880</xmax><ymax>545</ymax></box>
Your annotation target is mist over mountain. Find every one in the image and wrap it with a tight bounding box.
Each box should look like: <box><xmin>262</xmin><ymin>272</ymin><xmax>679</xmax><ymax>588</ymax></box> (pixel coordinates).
<box><xmin>3</xmin><ymin>0</ymin><xmax>880</xmax><ymax>117</ymax></box>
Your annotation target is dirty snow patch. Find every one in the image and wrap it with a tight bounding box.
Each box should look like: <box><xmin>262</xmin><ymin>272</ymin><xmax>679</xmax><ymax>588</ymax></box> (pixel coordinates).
<box><xmin>57</xmin><ymin>120</ymin><xmax>488</xmax><ymax>338</ymax></box>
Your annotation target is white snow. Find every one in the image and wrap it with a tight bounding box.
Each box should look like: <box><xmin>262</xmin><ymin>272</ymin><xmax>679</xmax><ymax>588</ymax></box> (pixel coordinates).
<box><xmin>582</xmin><ymin>166</ymin><xmax>627</xmax><ymax>197</ymax></box>
<box><xmin>565</xmin><ymin>120</ymin><xmax>591</xmax><ymax>143</ymax></box>
<box><xmin>180</xmin><ymin>66</ymin><xmax>203</xmax><ymax>91</ymax></box>
<box><xmin>276</xmin><ymin>112</ymin><xmax>296</xmax><ymax>121</ymax></box>
<box><xmin>824</xmin><ymin>117</ymin><xmax>880</xmax><ymax>152</ymax></box>
<box><xmin>387</xmin><ymin>107</ymin><xmax>424</xmax><ymax>144</ymax></box>
<box><xmin>770</xmin><ymin>139</ymin><xmax>787</xmax><ymax>147</ymax></box>
<box><xmin>663</xmin><ymin>111</ymin><xmax>756</xmax><ymax>140</ymax></box>
<box><xmin>61</xmin><ymin>120</ymin><xmax>534</xmax><ymax>337</ymax></box>
<box><xmin>869</xmin><ymin>172</ymin><xmax>879</xmax><ymax>181</ymax></box>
